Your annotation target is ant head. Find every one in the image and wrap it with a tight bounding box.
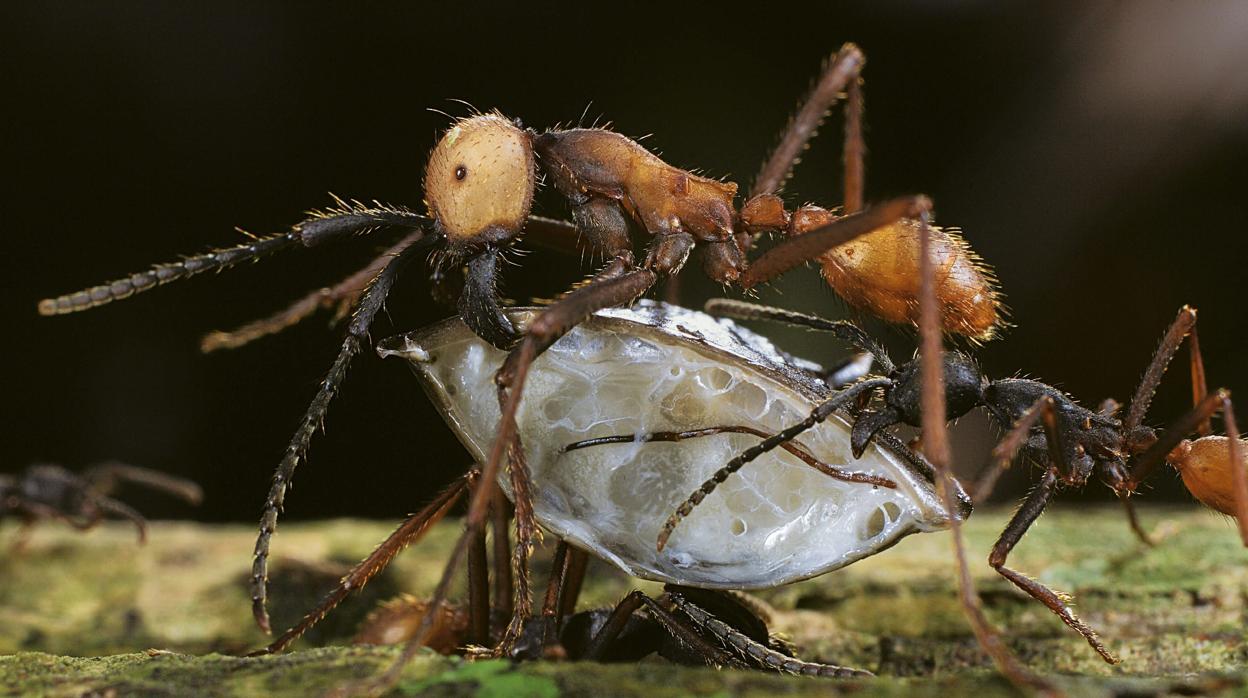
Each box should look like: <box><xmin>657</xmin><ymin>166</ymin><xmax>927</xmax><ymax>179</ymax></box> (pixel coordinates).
<box><xmin>888</xmin><ymin>350</ymin><xmax>987</xmax><ymax>426</ymax></box>
<box><xmin>424</xmin><ymin>114</ymin><xmax>536</xmax><ymax>256</ymax></box>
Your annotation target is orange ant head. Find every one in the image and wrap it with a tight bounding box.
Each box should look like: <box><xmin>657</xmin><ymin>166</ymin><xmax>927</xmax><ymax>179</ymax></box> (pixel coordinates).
<box><xmin>1170</xmin><ymin>436</ymin><xmax>1247</xmax><ymax>517</ymax></box>
<box><xmin>424</xmin><ymin>114</ymin><xmax>536</xmax><ymax>255</ymax></box>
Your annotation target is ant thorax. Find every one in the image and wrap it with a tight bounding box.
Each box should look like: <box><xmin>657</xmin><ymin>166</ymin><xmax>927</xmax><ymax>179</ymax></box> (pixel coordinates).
<box><xmin>380</xmin><ymin>301</ymin><xmax>953</xmax><ymax>589</ymax></box>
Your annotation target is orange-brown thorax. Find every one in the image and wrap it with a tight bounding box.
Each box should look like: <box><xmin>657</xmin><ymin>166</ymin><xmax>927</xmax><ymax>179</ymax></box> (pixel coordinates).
<box><xmin>425</xmin><ymin>114</ymin><xmax>536</xmax><ymax>248</ymax></box>
<box><xmin>1170</xmin><ymin>436</ymin><xmax>1248</xmax><ymax>517</ymax></box>
<box><xmin>791</xmin><ymin>207</ymin><xmax>1003</xmax><ymax>341</ymax></box>
<box><xmin>536</xmin><ymin>129</ymin><xmax>738</xmax><ymax>241</ymax></box>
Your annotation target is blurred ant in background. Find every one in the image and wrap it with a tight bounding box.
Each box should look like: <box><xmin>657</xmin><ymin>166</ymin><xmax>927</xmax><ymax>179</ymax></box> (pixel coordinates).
<box><xmin>1</xmin><ymin>462</ymin><xmax>202</xmax><ymax>551</ymax></box>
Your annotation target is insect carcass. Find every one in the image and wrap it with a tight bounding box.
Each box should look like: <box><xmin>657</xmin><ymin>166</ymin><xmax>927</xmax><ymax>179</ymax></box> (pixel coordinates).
<box><xmin>378</xmin><ymin>301</ymin><xmax>965</xmax><ymax>589</ymax></box>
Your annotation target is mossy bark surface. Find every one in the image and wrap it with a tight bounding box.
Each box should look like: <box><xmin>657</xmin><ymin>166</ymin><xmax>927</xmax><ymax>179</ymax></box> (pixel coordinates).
<box><xmin>1</xmin><ymin>506</ymin><xmax>1245</xmax><ymax>696</ymax></box>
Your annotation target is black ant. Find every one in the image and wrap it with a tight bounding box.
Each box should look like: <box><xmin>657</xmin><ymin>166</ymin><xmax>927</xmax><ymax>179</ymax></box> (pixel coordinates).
<box><xmin>1</xmin><ymin>462</ymin><xmax>202</xmax><ymax>550</ymax></box>
<box><xmin>38</xmin><ymin>43</ymin><xmax>1005</xmax><ymax>686</ymax></box>
<box><xmin>611</xmin><ymin>297</ymin><xmax>1244</xmax><ymax>675</ymax></box>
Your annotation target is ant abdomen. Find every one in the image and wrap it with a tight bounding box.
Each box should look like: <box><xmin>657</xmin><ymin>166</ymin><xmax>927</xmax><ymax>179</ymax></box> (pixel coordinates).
<box><xmin>791</xmin><ymin>206</ymin><xmax>1004</xmax><ymax>341</ymax></box>
<box><xmin>1170</xmin><ymin>435</ymin><xmax>1248</xmax><ymax>517</ymax></box>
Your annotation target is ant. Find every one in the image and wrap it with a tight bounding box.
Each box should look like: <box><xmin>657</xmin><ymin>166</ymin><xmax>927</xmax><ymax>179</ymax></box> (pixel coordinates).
<box><xmin>1</xmin><ymin>462</ymin><xmax>202</xmax><ymax>550</ymax></box>
<box><xmin>601</xmin><ymin>296</ymin><xmax>1244</xmax><ymax>681</ymax></box>
<box><xmin>38</xmin><ymin>43</ymin><xmax>1004</xmax><ymax>679</ymax></box>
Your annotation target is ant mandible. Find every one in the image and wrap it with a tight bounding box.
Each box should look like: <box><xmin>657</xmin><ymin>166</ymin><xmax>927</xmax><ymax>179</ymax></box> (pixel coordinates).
<box><xmin>37</xmin><ymin>44</ymin><xmax>1003</xmax><ymax>658</ymax></box>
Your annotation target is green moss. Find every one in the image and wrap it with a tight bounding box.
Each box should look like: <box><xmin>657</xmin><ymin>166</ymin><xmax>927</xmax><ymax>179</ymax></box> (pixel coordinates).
<box><xmin>0</xmin><ymin>506</ymin><xmax>1245</xmax><ymax>695</ymax></box>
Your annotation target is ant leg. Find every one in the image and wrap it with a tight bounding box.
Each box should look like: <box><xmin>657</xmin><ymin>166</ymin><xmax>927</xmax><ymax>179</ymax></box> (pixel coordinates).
<box><xmin>915</xmin><ymin>212</ymin><xmax>1047</xmax><ymax>688</ymax></box>
<box><xmin>559</xmin><ymin>547</ymin><xmax>589</xmax><ymax>619</ymax></box>
<box><xmin>91</xmin><ymin>495</ymin><xmax>148</xmax><ymax>543</ymax></box>
<box><xmin>666</xmin><ymin>593</ymin><xmax>871</xmax><ymax>677</ymax></box>
<box><xmin>562</xmin><ymin>426</ymin><xmax>895</xmax><ymax>488</ymax></box>
<box><xmin>1118</xmin><ymin>493</ymin><xmax>1154</xmax><ymax>547</ymax></box>
<box><xmin>752</xmin><ymin>43</ymin><xmax>865</xmax><ymax>200</ymax></box>
<box><xmin>250</xmin><ymin>234</ymin><xmax>434</xmax><ymax>634</ymax></box>
<box><xmin>1124</xmin><ymin>306</ymin><xmax>1199</xmax><ymax>432</ymax></box>
<box><xmin>989</xmin><ymin>469</ymin><xmax>1117</xmax><ymax>663</ymax></box>
<box><xmin>1224</xmin><ymin>399</ymin><xmax>1248</xmax><ymax>545</ymax></box>
<box><xmin>704</xmin><ymin>298</ymin><xmax>895</xmax><ymax>372</ymax></box>
<box><xmin>971</xmin><ymin>396</ymin><xmax>1067</xmax><ymax>502</ymax></box>
<box><xmin>1124</xmin><ymin>390</ymin><xmax>1227</xmax><ymax>490</ymax></box>
<box><xmin>38</xmin><ymin>198</ymin><xmax>427</xmax><ymax>316</ymax></box>
<box><xmin>83</xmin><ymin>461</ymin><xmax>203</xmax><ymax>505</ymax></box>
<box><xmin>250</xmin><ymin>473</ymin><xmax>470</xmax><ymax>656</ymax></box>
<box><xmin>740</xmin><ymin>196</ymin><xmax>930</xmax><ymax>289</ymax></box>
<box><xmin>490</xmin><ymin>486</ymin><xmax>513</xmax><ymax>627</ymax></box>
<box><xmin>201</xmin><ymin>233</ymin><xmax>420</xmax><ymax>353</ymax></box>
<box><xmin>538</xmin><ymin>540</ymin><xmax>573</xmax><ymax>654</ymax></box>
<box><xmin>657</xmin><ymin>379</ymin><xmax>890</xmax><ymax>551</ymax></box>
<box><xmin>466</xmin><ymin>477</ymin><xmax>491</xmax><ymax>647</ymax></box>
<box><xmin>583</xmin><ymin>591</ymin><xmax>742</xmax><ymax>668</ymax></box>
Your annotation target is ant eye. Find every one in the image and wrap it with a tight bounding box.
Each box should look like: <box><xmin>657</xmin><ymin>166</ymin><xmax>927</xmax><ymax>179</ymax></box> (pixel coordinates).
<box><xmin>455</xmin><ymin>166</ymin><xmax>467</xmax><ymax>181</ymax></box>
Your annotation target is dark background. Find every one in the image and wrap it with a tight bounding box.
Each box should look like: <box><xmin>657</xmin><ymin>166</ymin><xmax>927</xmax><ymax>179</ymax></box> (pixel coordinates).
<box><xmin>4</xmin><ymin>2</ymin><xmax>1247</xmax><ymax>523</ymax></box>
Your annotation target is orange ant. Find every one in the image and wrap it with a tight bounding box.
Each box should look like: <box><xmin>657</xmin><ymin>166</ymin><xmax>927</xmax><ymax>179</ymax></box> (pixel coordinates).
<box><xmin>37</xmin><ymin>43</ymin><xmax>1004</xmax><ymax>680</ymax></box>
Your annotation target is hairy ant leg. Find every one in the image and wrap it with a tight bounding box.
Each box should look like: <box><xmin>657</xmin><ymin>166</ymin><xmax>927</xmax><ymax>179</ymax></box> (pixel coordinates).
<box><xmin>752</xmin><ymin>42</ymin><xmax>866</xmax><ymax>206</ymax></box>
<box><xmin>562</xmin><ymin>426</ymin><xmax>896</xmax><ymax>489</ymax></box>
<box><xmin>985</xmin><ymin>395</ymin><xmax>1115</xmax><ymax>662</ymax></box>
<box><xmin>583</xmin><ymin>590</ymin><xmax>743</xmax><ymax>668</ymax></box>
<box><xmin>201</xmin><ymin>216</ymin><xmax>580</xmax><ymax>353</ymax></box>
<box><xmin>988</xmin><ymin>472</ymin><xmax>1114</xmax><ymax>663</ymax></box>
<box><xmin>250</xmin><ymin>473</ymin><xmax>470</xmax><ymax>656</ymax></box>
<box><xmin>666</xmin><ymin>592</ymin><xmax>871</xmax><ymax>678</ymax></box>
<box><xmin>250</xmin><ymin>234</ymin><xmax>435</xmax><ymax>634</ymax></box>
<box><xmin>201</xmin><ymin>233</ymin><xmax>422</xmax><ymax>353</ymax></box>
<box><xmin>1124</xmin><ymin>306</ymin><xmax>1204</xmax><ymax>434</ymax></box>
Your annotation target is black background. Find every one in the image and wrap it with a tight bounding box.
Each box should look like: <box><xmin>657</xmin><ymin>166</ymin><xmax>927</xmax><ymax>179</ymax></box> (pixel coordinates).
<box><xmin>4</xmin><ymin>2</ymin><xmax>1247</xmax><ymax>523</ymax></box>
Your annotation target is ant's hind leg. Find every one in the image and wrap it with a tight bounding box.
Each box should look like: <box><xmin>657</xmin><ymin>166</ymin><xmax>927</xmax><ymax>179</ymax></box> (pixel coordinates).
<box><xmin>1124</xmin><ymin>306</ymin><xmax>1202</xmax><ymax>433</ymax></box>
<box><xmin>752</xmin><ymin>43</ymin><xmax>866</xmax><ymax>204</ymax></box>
